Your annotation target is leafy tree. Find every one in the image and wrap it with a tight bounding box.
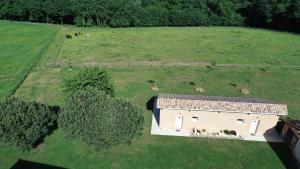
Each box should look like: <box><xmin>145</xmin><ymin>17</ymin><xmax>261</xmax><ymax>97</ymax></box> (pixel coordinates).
<box><xmin>244</xmin><ymin>0</ymin><xmax>278</xmax><ymax>27</ymax></box>
<box><xmin>286</xmin><ymin>0</ymin><xmax>300</xmax><ymax>31</ymax></box>
<box><xmin>136</xmin><ymin>4</ymin><xmax>169</xmax><ymax>26</ymax></box>
<box><xmin>74</xmin><ymin>16</ymin><xmax>85</xmax><ymax>27</ymax></box>
<box><xmin>0</xmin><ymin>98</ymin><xmax>58</xmax><ymax>151</ymax></box>
<box><xmin>0</xmin><ymin>0</ymin><xmax>299</xmax><ymax>32</ymax></box>
<box><xmin>207</xmin><ymin>0</ymin><xmax>245</xmax><ymax>26</ymax></box>
<box><xmin>43</xmin><ymin>0</ymin><xmax>73</xmax><ymax>24</ymax></box>
<box><xmin>63</xmin><ymin>67</ymin><xmax>114</xmax><ymax>96</ymax></box>
<box><xmin>167</xmin><ymin>0</ymin><xmax>211</xmax><ymax>26</ymax></box>
<box><xmin>59</xmin><ymin>88</ymin><xmax>144</xmax><ymax>150</ymax></box>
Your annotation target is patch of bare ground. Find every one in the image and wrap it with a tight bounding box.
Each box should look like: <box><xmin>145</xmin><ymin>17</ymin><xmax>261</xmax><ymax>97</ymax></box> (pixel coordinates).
<box><xmin>196</xmin><ymin>87</ymin><xmax>205</xmax><ymax>93</ymax></box>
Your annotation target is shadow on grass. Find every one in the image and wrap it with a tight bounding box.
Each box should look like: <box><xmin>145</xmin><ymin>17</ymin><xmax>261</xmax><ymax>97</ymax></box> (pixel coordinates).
<box><xmin>146</xmin><ymin>96</ymin><xmax>160</xmax><ymax>125</ymax></box>
<box><xmin>10</xmin><ymin>159</ymin><xmax>68</xmax><ymax>169</ymax></box>
<box><xmin>267</xmin><ymin>142</ymin><xmax>298</xmax><ymax>169</ymax></box>
<box><xmin>146</xmin><ymin>96</ymin><xmax>156</xmax><ymax>111</ymax></box>
<box><xmin>33</xmin><ymin>105</ymin><xmax>60</xmax><ymax>149</ymax></box>
<box><xmin>264</xmin><ymin>127</ymin><xmax>298</xmax><ymax>169</ymax></box>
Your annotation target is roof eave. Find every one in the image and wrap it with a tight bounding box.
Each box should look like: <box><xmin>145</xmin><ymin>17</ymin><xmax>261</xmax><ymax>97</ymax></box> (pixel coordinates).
<box><xmin>158</xmin><ymin>107</ymin><xmax>287</xmax><ymax>115</ymax></box>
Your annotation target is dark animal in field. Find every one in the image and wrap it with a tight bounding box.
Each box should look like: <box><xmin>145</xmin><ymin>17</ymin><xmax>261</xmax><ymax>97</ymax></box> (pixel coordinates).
<box><xmin>65</xmin><ymin>35</ymin><xmax>72</xmax><ymax>39</ymax></box>
<box><xmin>75</xmin><ymin>33</ymin><xmax>78</xmax><ymax>36</ymax></box>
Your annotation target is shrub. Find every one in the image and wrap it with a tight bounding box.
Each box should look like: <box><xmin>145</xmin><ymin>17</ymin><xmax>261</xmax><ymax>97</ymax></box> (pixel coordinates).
<box><xmin>59</xmin><ymin>88</ymin><xmax>144</xmax><ymax>150</ymax></box>
<box><xmin>189</xmin><ymin>81</ymin><xmax>196</xmax><ymax>86</ymax></box>
<box><xmin>229</xmin><ymin>130</ymin><xmax>237</xmax><ymax>136</ymax></box>
<box><xmin>147</xmin><ymin>80</ymin><xmax>156</xmax><ymax>84</ymax></box>
<box><xmin>0</xmin><ymin>98</ymin><xmax>58</xmax><ymax>151</ymax></box>
<box><xmin>210</xmin><ymin>60</ymin><xmax>217</xmax><ymax>66</ymax></box>
<box><xmin>223</xmin><ymin>130</ymin><xmax>237</xmax><ymax>136</ymax></box>
<box><xmin>63</xmin><ymin>67</ymin><xmax>114</xmax><ymax>96</ymax></box>
<box><xmin>223</xmin><ymin>130</ymin><xmax>230</xmax><ymax>135</ymax></box>
<box><xmin>74</xmin><ymin>16</ymin><xmax>85</xmax><ymax>27</ymax></box>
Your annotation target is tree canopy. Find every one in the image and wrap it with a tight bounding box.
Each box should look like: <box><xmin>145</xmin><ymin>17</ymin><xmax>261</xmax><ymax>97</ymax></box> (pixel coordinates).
<box><xmin>59</xmin><ymin>88</ymin><xmax>144</xmax><ymax>150</ymax></box>
<box><xmin>0</xmin><ymin>0</ymin><xmax>299</xmax><ymax>32</ymax></box>
<box><xmin>0</xmin><ymin>98</ymin><xmax>58</xmax><ymax>151</ymax></box>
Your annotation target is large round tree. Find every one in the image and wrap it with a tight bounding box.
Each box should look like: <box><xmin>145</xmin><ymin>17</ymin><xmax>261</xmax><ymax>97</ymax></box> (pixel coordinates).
<box><xmin>59</xmin><ymin>88</ymin><xmax>144</xmax><ymax>149</ymax></box>
<box><xmin>0</xmin><ymin>98</ymin><xmax>57</xmax><ymax>151</ymax></box>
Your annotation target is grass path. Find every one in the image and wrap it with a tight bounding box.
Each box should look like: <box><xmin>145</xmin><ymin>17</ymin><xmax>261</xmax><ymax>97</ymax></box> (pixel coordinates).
<box><xmin>7</xmin><ymin>29</ymin><xmax>60</xmax><ymax>97</ymax></box>
<box><xmin>35</xmin><ymin>61</ymin><xmax>300</xmax><ymax>70</ymax></box>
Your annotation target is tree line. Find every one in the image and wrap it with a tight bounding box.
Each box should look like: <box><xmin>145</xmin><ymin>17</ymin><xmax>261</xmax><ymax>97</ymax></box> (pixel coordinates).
<box><xmin>0</xmin><ymin>0</ymin><xmax>299</xmax><ymax>32</ymax></box>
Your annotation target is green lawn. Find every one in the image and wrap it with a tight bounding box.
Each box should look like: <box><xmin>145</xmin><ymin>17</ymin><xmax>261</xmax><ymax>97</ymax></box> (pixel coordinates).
<box><xmin>1</xmin><ymin>22</ymin><xmax>300</xmax><ymax>169</ymax></box>
<box><xmin>51</xmin><ymin>26</ymin><xmax>300</xmax><ymax>66</ymax></box>
<box><xmin>0</xmin><ymin>21</ymin><xmax>58</xmax><ymax>100</ymax></box>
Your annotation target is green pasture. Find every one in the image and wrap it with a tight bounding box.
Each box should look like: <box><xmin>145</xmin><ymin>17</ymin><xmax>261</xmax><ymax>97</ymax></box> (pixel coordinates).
<box><xmin>1</xmin><ymin>21</ymin><xmax>300</xmax><ymax>169</ymax></box>
<box><xmin>0</xmin><ymin>21</ymin><xmax>58</xmax><ymax>100</ymax></box>
<box><xmin>51</xmin><ymin>26</ymin><xmax>300</xmax><ymax>66</ymax></box>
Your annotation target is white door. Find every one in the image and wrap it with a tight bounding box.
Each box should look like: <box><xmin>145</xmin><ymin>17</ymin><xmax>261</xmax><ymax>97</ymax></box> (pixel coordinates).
<box><xmin>249</xmin><ymin>120</ymin><xmax>260</xmax><ymax>135</ymax></box>
<box><xmin>175</xmin><ymin>115</ymin><xmax>183</xmax><ymax>130</ymax></box>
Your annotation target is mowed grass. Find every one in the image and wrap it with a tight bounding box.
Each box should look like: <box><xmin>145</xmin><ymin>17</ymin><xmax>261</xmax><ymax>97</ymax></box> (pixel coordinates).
<box><xmin>49</xmin><ymin>26</ymin><xmax>300</xmax><ymax>66</ymax></box>
<box><xmin>12</xmin><ymin>66</ymin><xmax>300</xmax><ymax>169</ymax></box>
<box><xmin>1</xmin><ymin>24</ymin><xmax>300</xmax><ymax>168</ymax></box>
<box><xmin>0</xmin><ymin>21</ymin><xmax>58</xmax><ymax>100</ymax></box>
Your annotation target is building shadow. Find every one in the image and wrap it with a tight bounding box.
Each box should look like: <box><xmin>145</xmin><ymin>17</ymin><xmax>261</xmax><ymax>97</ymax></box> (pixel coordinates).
<box><xmin>267</xmin><ymin>142</ymin><xmax>298</xmax><ymax>169</ymax></box>
<box><xmin>10</xmin><ymin>159</ymin><xmax>68</xmax><ymax>169</ymax></box>
<box><xmin>264</xmin><ymin>128</ymin><xmax>298</xmax><ymax>169</ymax></box>
<box><xmin>146</xmin><ymin>96</ymin><xmax>156</xmax><ymax>110</ymax></box>
<box><xmin>146</xmin><ymin>96</ymin><xmax>159</xmax><ymax>126</ymax></box>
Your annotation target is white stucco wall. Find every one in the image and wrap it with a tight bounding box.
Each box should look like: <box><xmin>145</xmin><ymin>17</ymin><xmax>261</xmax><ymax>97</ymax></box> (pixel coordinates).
<box><xmin>159</xmin><ymin>109</ymin><xmax>279</xmax><ymax>137</ymax></box>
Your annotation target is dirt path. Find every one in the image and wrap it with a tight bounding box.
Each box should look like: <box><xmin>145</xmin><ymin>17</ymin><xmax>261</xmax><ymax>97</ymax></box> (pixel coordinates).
<box><xmin>37</xmin><ymin>61</ymin><xmax>300</xmax><ymax>70</ymax></box>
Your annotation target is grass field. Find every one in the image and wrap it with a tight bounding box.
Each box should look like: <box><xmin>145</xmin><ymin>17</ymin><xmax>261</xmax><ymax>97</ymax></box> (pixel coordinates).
<box><xmin>0</xmin><ymin>21</ymin><xmax>58</xmax><ymax>100</ymax></box>
<box><xmin>1</xmin><ymin>21</ymin><xmax>300</xmax><ymax>169</ymax></box>
<box><xmin>53</xmin><ymin>27</ymin><xmax>300</xmax><ymax>66</ymax></box>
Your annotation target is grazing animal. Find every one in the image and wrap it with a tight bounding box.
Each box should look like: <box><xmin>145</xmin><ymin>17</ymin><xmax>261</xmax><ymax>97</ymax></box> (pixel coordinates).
<box><xmin>65</xmin><ymin>35</ymin><xmax>72</xmax><ymax>39</ymax></box>
<box><xmin>75</xmin><ymin>33</ymin><xmax>78</xmax><ymax>36</ymax></box>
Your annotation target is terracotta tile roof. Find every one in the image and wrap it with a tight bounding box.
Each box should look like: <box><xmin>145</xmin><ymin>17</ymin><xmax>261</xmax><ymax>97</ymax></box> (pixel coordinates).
<box><xmin>157</xmin><ymin>93</ymin><xmax>288</xmax><ymax>115</ymax></box>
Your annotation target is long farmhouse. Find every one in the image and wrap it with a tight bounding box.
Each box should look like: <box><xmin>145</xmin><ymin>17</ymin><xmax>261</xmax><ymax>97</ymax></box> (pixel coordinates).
<box><xmin>155</xmin><ymin>93</ymin><xmax>288</xmax><ymax>139</ymax></box>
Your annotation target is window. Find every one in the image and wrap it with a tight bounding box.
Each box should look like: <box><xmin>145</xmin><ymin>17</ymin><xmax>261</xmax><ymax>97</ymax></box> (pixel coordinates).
<box><xmin>236</xmin><ymin>119</ymin><xmax>244</xmax><ymax>125</ymax></box>
<box><xmin>192</xmin><ymin>117</ymin><xmax>198</xmax><ymax>122</ymax></box>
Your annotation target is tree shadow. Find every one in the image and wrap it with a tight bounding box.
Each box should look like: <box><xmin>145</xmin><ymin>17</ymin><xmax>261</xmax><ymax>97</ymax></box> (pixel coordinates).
<box><xmin>48</xmin><ymin>105</ymin><xmax>60</xmax><ymax>133</ymax></box>
<box><xmin>10</xmin><ymin>159</ymin><xmax>68</xmax><ymax>169</ymax></box>
<box><xmin>33</xmin><ymin>105</ymin><xmax>60</xmax><ymax>149</ymax></box>
<box><xmin>146</xmin><ymin>96</ymin><xmax>159</xmax><ymax>125</ymax></box>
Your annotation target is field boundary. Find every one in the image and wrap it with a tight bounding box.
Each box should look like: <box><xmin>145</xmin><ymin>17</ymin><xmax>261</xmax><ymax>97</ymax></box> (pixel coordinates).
<box><xmin>7</xmin><ymin>29</ymin><xmax>60</xmax><ymax>98</ymax></box>
<box><xmin>36</xmin><ymin>61</ymin><xmax>300</xmax><ymax>70</ymax></box>
<box><xmin>34</xmin><ymin>29</ymin><xmax>66</xmax><ymax>71</ymax></box>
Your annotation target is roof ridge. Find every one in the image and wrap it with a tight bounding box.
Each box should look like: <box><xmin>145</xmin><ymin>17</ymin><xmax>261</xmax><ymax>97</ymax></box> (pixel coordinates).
<box><xmin>157</xmin><ymin>93</ymin><xmax>288</xmax><ymax>115</ymax></box>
